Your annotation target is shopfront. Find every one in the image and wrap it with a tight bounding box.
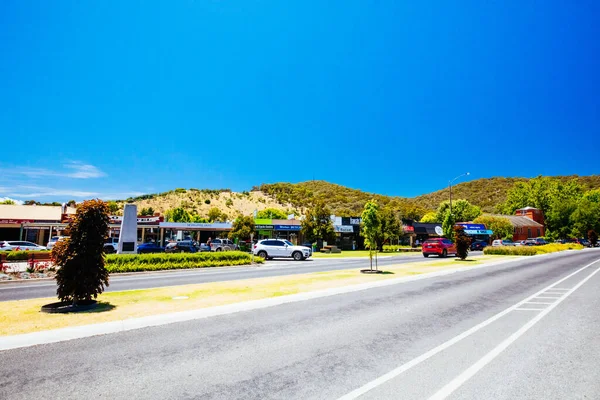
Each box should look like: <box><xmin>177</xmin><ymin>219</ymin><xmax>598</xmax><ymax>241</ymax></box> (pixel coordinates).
<box><xmin>456</xmin><ymin>223</ymin><xmax>493</xmax><ymax>242</ymax></box>
<box><xmin>335</xmin><ymin>217</ymin><xmax>363</xmax><ymax>250</ymax></box>
<box><xmin>159</xmin><ymin>222</ymin><xmax>233</xmax><ymax>245</ymax></box>
<box><xmin>254</xmin><ymin>219</ymin><xmax>302</xmax><ymax>243</ymax></box>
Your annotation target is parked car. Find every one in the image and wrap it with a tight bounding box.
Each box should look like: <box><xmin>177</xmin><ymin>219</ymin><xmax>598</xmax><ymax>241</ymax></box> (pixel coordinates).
<box><xmin>104</xmin><ymin>237</ymin><xmax>119</xmax><ymax>252</ymax></box>
<box><xmin>165</xmin><ymin>240</ymin><xmax>198</xmax><ymax>253</ymax></box>
<box><xmin>0</xmin><ymin>241</ymin><xmax>47</xmax><ymax>251</ymax></box>
<box><xmin>470</xmin><ymin>240</ymin><xmax>488</xmax><ymax>251</ymax></box>
<box><xmin>198</xmin><ymin>243</ymin><xmax>211</xmax><ymax>252</ymax></box>
<box><xmin>525</xmin><ymin>238</ymin><xmax>548</xmax><ymax>246</ymax></box>
<box><xmin>253</xmin><ymin>239</ymin><xmax>311</xmax><ymax>261</ymax></box>
<box><xmin>210</xmin><ymin>238</ymin><xmax>237</xmax><ymax>252</ymax></box>
<box><xmin>422</xmin><ymin>238</ymin><xmax>456</xmax><ymax>258</ymax></box>
<box><xmin>137</xmin><ymin>242</ymin><xmax>164</xmax><ymax>254</ymax></box>
<box><xmin>103</xmin><ymin>243</ymin><xmax>116</xmax><ymax>254</ymax></box>
<box><xmin>46</xmin><ymin>236</ymin><xmax>68</xmax><ymax>250</ymax></box>
<box><xmin>492</xmin><ymin>239</ymin><xmax>515</xmax><ymax>247</ymax></box>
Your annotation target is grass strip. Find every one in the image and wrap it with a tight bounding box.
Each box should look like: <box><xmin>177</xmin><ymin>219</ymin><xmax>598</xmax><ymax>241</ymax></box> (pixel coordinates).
<box><xmin>0</xmin><ymin>255</ymin><xmax>506</xmax><ymax>336</ymax></box>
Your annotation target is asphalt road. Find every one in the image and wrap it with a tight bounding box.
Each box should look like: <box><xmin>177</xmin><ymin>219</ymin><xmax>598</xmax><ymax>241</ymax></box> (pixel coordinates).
<box><xmin>2</xmin><ymin>249</ymin><xmax>599</xmax><ymax>400</ymax></box>
<box><xmin>0</xmin><ymin>252</ymin><xmax>457</xmax><ymax>301</ymax></box>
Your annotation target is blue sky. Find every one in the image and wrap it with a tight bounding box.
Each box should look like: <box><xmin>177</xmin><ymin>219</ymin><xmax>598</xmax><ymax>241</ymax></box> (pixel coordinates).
<box><xmin>1</xmin><ymin>1</ymin><xmax>599</xmax><ymax>202</ymax></box>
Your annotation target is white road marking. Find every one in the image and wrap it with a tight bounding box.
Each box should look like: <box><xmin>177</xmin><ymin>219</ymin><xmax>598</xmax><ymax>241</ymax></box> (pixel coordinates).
<box><xmin>428</xmin><ymin>261</ymin><xmax>600</xmax><ymax>400</ymax></box>
<box><xmin>550</xmin><ymin>288</ymin><xmax>570</xmax><ymax>291</ymax></box>
<box><xmin>523</xmin><ymin>301</ymin><xmax>554</xmax><ymax>305</ymax></box>
<box><xmin>513</xmin><ymin>308</ymin><xmax>544</xmax><ymax>311</ymax></box>
<box><xmin>534</xmin><ymin>296</ymin><xmax>562</xmax><ymax>299</ymax></box>
<box><xmin>336</xmin><ymin>258</ymin><xmax>600</xmax><ymax>400</ymax></box>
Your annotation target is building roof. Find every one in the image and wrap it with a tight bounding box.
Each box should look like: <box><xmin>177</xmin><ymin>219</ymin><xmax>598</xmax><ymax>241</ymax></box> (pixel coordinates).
<box><xmin>486</xmin><ymin>214</ymin><xmax>544</xmax><ymax>228</ymax></box>
<box><xmin>0</xmin><ymin>204</ymin><xmax>63</xmax><ymax>221</ymax></box>
<box><xmin>516</xmin><ymin>207</ymin><xmax>540</xmax><ymax>211</ymax></box>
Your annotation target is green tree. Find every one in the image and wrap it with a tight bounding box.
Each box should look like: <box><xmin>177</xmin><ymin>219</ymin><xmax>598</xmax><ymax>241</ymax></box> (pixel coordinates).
<box><xmin>229</xmin><ymin>216</ymin><xmax>255</xmax><ymax>241</ymax></box>
<box><xmin>139</xmin><ymin>207</ymin><xmax>155</xmax><ymax>216</ymax></box>
<box><xmin>301</xmin><ymin>201</ymin><xmax>335</xmax><ymax>244</ymax></box>
<box><xmin>435</xmin><ymin>199</ymin><xmax>481</xmax><ymax>223</ymax></box>
<box><xmin>52</xmin><ymin>199</ymin><xmax>110</xmax><ymax>305</ymax></box>
<box><xmin>361</xmin><ymin>200</ymin><xmax>381</xmax><ymax>270</ymax></box>
<box><xmin>570</xmin><ymin>198</ymin><xmax>600</xmax><ymax>238</ymax></box>
<box><xmin>107</xmin><ymin>201</ymin><xmax>119</xmax><ymax>214</ymax></box>
<box><xmin>442</xmin><ymin>212</ymin><xmax>456</xmax><ymax>242</ymax></box>
<box><xmin>473</xmin><ymin>215</ymin><xmax>513</xmax><ymax>240</ymax></box>
<box><xmin>454</xmin><ymin>225</ymin><xmax>470</xmax><ymax>260</ymax></box>
<box><xmin>208</xmin><ymin>207</ymin><xmax>227</xmax><ymax>222</ymax></box>
<box><xmin>0</xmin><ymin>199</ymin><xmax>15</xmax><ymax>205</ymax></box>
<box><xmin>165</xmin><ymin>207</ymin><xmax>192</xmax><ymax>222</ymax></box>
<box><xmin>256</xmin><ymin>208</ymin><xmax>288</xmax><ymax>219</ymax></box>
<box><xmin>420</xmin><ymin>212</ymin><xmax>439</xmax><ymax>223</ymax></box>
<box><xmin>191</xmin><ymin>214</ymin><xmax>208</xmax><ymax>223</ymax></box>
<box><xmin>374</xmin><ymin>207</ymin><xmax>401</xmax><ymax>250</ymax></box>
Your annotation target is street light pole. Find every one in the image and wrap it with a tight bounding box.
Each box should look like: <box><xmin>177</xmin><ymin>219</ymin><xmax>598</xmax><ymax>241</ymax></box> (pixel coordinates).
<box><xmin>449</xmin><ymin>172</ymin><xmax>470</xmax><ymax>216</ymax></box>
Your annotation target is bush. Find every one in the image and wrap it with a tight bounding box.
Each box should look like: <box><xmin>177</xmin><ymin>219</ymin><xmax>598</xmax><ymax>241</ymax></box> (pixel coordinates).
<box><xmin>382</xmin><ymin>245</ymin><xmax>413</xmax><ymax>252</ymax></box>
<box><xmin>483</xmin><ymin>243</ymin><xmax>583</xmax><ymax>256</ymax></box>
<box><xmin>204</xmin><ymin>199</ymin><xmax>211</xmax><ymax>204</ymax></box>
<box><xmin>53</xmin><ymin>199</ymin><xmax>110</xmax><ymax>304</ymax></box>
<box><xmin>454</xmin><ymin>226</ymin><xmax>470</xmax><ymax>260</ymax></box>
<box><xmin>225</xmin><ymin>198</ymin><xmax>234</xmax><ymax>207</ymax></box>
<box><xmin>105</xmin><ymin>251</ymin><xmax>262</xmax><ymax>273</ymax></box>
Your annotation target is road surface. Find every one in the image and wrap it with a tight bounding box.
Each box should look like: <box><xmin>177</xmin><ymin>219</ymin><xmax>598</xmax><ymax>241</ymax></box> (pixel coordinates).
<box><xmin>0</xmin><ymin>252</ymin><xmax>448</xmax><ymax>301</ymax></box>
<box><xmin>1</xmin><ymin>249</ymin><xmax>599</xmax><ymax>399</ymax></box>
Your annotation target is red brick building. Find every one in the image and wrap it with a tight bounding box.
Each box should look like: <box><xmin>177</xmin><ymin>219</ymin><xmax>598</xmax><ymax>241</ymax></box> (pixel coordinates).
<box><xmin>488</xmin><ymin>207</ymin><xmax>545</xmax><ymax>242</ymax></box>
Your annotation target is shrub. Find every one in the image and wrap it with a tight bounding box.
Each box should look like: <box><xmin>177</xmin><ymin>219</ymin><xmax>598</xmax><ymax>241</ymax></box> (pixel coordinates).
<box><xmin>175</xmin><ymin>188</ymin><xmax>187</xmax><ymax>194</ymax></box>
<box><xmin>53</xmin><ymin>199</ymin><xmax>110</xmax><ymax>304</ymax></box>
<box><xmin>483</xmin><ymin>243</ymin><xmax>583</xmax><ymax>256</ymax></box>
<box><xmin>104</xmin><ymin>251</ymin><xmax>261</xmax><ymax>273</ymax></box>
<box><xmin>454</xmin><ymin>226</ymin><xmax>470</xmax><ymax>260</ymax></box>
<box><xmin>204</xmin><ymin>199</ymin><xmax>211</xmax><ymax>205</ymax></box>
<box><xmin>589</xmin><ymin>230</ymin><xmax>598</xmax><ymax>247</ymax></box>
<box><xmin>225</xmin><ymin>198</ymin><xmax>234</xmax><ymax>207</ymax></box>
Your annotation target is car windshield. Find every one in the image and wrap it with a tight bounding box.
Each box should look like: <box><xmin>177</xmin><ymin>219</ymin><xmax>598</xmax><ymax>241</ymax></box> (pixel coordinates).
<box><xmin>284</xmin><ymin>240</ymin><xmax>294</xmax><ymax>246</ymax></box>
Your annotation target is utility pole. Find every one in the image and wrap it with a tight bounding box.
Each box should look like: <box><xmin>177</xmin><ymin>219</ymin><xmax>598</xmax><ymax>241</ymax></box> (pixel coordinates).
<box><xmin>449</xmin><ymin>172</ymin><xmax>470</xmax><ymax>216</ymax></box>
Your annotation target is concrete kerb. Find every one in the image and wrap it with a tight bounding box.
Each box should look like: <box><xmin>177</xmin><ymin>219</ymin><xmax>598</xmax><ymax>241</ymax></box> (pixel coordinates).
<box><xmin>0</xmin><ymin>254</ymin><xmax>538</xmax><ymax>351</ymax></box>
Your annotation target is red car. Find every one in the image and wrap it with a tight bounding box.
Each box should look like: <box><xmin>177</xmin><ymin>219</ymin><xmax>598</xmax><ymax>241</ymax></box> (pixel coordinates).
<box><xmin>422</xmin><ymin>238</ymin><xmax>457</xmax><ymax>258</ymax></box>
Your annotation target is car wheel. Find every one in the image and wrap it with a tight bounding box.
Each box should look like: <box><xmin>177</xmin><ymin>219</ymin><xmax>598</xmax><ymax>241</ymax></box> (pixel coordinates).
<box><xmin>179</xmin><ymin>250</ymin><xmax>184</xmax><ymax>253</ymax></box>
<box><xmin>441</xmin><ymin>249</ymin><xmax>447</xmax><ymax>258</ymax></box>
<box><xmin>216</xmin><ymin>248</ymin><xmax>222</xmax><ymax>252</ymax></box>
<box><xmin>292</xmin><ymin>251</ymin><xmax>303</xmax><ymax>261</ymax></box>
<box><xmin>423</xmin><ymin>253</ymin><xmax>429</xmax><ymax>258</ymax></box>
<box><xmin>257</xmin><ymin>250</ymin><xmax>267</xmax><ymax>259</ymax></box>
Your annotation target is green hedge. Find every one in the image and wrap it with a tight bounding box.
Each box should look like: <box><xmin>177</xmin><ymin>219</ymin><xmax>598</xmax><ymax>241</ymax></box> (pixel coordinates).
<box><xmin>483</xmin><ymin>243</ymin><xmax>583</xmax><ymax>256</ymax></box>
<box><xmin>3</xmin><ymin>250</ymin><xmax>51</xmax><ymax>261</ymax></box>
<box><xmin>382</xmin><ymin>245</ymin><xmax>417</xmax><ymax>253</ymax></box>
<box><xmin>104</xmin><ymin>251</ymin><xmax>262</xmax><ymax>273</ymax></box>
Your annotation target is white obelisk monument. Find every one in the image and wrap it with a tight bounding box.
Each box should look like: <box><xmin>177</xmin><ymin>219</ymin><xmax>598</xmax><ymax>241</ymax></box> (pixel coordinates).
<box><xmin>118</xmin><ymin>204</ymin><xmax>138</xmax><ymax>254</ymax></box>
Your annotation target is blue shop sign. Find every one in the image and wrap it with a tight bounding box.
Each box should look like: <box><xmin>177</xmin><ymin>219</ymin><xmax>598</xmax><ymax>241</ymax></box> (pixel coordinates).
<box><xmin>464</xmin><ymin>229</ymin><xmax>493</xmax><ymax>235</ymax></box>
<box><xmin>458</xmin><ymin>223</ymin><xmax>486</xmax><ymax>231</ymax></box>
<box><xmin>274</xmin><ymin>225</ymin><xmax>301</xmax><ymax>231</ymax></box>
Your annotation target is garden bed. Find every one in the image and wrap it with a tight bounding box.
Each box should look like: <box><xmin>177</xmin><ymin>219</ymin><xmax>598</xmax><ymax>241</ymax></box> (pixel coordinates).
<box><xmin>483</xmin><ymin>243</ymin><xmax>583</xmax><ymax>256</ymax></box>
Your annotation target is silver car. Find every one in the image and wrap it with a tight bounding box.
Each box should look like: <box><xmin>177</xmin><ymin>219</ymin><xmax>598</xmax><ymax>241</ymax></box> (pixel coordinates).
<box><xmin>210</xmin><ymin>238</ymin><xmax>237</xmax><ymax>252</ymax></box>
<box><xmin>0</xmin><ymin>241</ymin><xmax>47</xmax><ymax>251</ymax></box>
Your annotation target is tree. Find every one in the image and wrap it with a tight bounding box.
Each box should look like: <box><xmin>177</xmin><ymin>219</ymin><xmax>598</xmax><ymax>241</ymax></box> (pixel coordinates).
<box><xmin>208</xmin><ymin>207</ymin><xmax>227</xmax><ymax>222</ymax></box>
<box><xmin>256</xmin><ymin>208</ymin><xmax>288</xmax><ymax>219</ymax></box>
<box><xmin>420</xmin><ymin>212</ymin><xmax>439</xmax><ymax>223</ymax></box>
<box><xmin>442</xmin><ymin>212</ymin><xmax>456</xmax><ymax>242</ymax></box>
<box><xmin>301</xmin><ymin>201</ymin><xmax>335</xmax><ymax>245</ymax></box>
<box><xmin>454</xmin><ymin>225</ymin><xmax>470</xmax><ymax>260</ymax></box>
<box><xmin>436</xmin><ymin>199</ymin><xmax>482</xmax><ymax>223</ymax></box>
<box><xmin>52</xmin><ymin>199</ymin><xmax>110</xmax><ymax>305</ymax></box>
<box><xmin>545</xmin><ymin>197</ymin><xmax>578</xmax><ymax>239</ymax></box>
<box><xmin>229</xmin><ymin>216</ymin><xmax>255</xmax><ymax>241</ymax></box>
<box><xmin>165</xmin><ymin>207</ymin><xmax>192</xmax><ymax>222</ymax></box>
<box><xmin>361</xmin><ymin>200</ymin><xmax>381</xmax><ymax>270</ymax></box>
<box><xmin>24</xmin><ymin>200</ymin><xmax>38</xmax><ymax>205</ymax></box>
<box><xmin>374</xmin><ymin>206</ymin><xmax>402</xmax><ymax>250</ymax></box>
<box><xmin>473</xmin><ymin>215</ymin><xmax>513</xmax><ymax>240</ymax></box>
<box><xmin>0</xmin><ymin>199</ymin><xmax>15</xmax><ymax>205</ymax></box>
<box><xmin>107</xmin><ymin>201</ymin><xmax>120</xmax><ymax>214</ymax></box>
<box><xmin>588</xmin><ymin>230</ymin><xmax>598</xmax><ymax>247</ymax></box>
<box><xmin>139</xmin><ymin>207</ymin><xmax>155</xmax><ymax>216</ymax></box>
<box><xmin>67</xmin><ymin>200</ymin><xmax>77</xmax><ymax>207</ymax></box>
<box><xmin>570</xmin><ymin>198</ymin><xmax>600</xmax><ymax>238</ymax></box>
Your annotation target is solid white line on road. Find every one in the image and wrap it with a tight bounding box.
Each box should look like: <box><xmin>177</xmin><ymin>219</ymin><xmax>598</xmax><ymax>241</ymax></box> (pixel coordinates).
<box><xmin>428</xmin><ymin>260</ymin><xmax>600</xmax><ymax>400</ymax></box>
<box><xmin>523</xmin><ymin>301</ymin><xmax>554</xmax><ymax>305</ymax></box>
<box><xmin>550</xmin><ymin>288</ymin><xmax>570</xmax><ymax>291</ymax></box>
<box><xmin>534</xmin><ymin>296</ymin><xmax>562</xmax><ymax>299</ymax></box>
<box><xmin>336</xmin><ymin>257</ymin><xmax>600</xmax><ymax>400</ymax></box>
<box><xmin>513</xmin><ymin>308</ymin><xmax>545</xmax><ymax>311</ymax></box>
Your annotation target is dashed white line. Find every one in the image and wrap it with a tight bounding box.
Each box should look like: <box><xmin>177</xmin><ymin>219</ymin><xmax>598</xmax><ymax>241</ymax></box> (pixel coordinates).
<box><xmin>513</xmin><ymin>308</ymin><xmax>545</xmax><ymax>311</ymax></box>
<box><xmin>336</xmin><ymin>258</ymin><xmax>600</xmax><ymax>400</ymax></box>
<box><xmin>428</xmin><ymin>260</ymin><xmax>600</xmax><ymax>400</ymax></box>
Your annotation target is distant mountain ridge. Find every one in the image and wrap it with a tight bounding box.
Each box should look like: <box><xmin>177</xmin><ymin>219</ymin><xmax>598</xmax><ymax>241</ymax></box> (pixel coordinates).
<box><xmin>116</xmin><ymin>175</ymin><xmax>600</xmax><ymax>219</ymax></box>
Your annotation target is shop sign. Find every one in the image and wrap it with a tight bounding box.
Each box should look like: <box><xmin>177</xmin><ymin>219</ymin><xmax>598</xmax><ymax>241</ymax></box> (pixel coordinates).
<box><xmin>457</xmin><ymin>223</ymin><xmax>486</xmax><ymax>231</ymax></box>
<box><xmin>274</xmin><ymin>225</ymin><xmax>301</xmax><ymax>231</ymax></box>
<box><xmin>464</xmin><ymin>229</ymin><xmax>494</xmax><ymax>235</ymax></box>
<box><xmin>159</xmin><ymin>222</ymin><xmax>232</xmax><ymax>230</ymax></box>
<box><xmin>349</xmin><ymin>217</ymin><xmax>361</xmax><ymax>225</ymax></box>
<box><xmin>403</xmin><ymin>225</ymin><xmax>415</xmax><ymax>233</ymax></box>
<box><xmin>255</xmin><ymin>224</ymin><xmax>274</xmax><ymax>230</ymax></box>
<box><xmin>434</xmin><ymin>226</ymin><xmax>444</xmax><ymax>236</ymax></box>
<box><xmin>110</xmin><ymin>216</ymin><xmax>162</xmax><ymax>224</ymax></box>
<box><xmin>0</xmin><ymin>219</ymin><xmax>34</xmax><ymax>224</ymax></box>
<box><xmin>334</xmin><ymin>225</ymin><xmax>354</xmax><ymax>233</ymax></box>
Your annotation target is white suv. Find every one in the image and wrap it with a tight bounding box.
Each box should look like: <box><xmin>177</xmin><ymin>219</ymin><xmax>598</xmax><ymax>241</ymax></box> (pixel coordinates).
<box><xmin>253</xmin><ymin>239</ymin><xmax>311</xmax><ymax>261</ymax></box>
<box><xmin>0</xmin><ymin>241</ymin><xmax>47</xmax><ymax>251</ymax></box>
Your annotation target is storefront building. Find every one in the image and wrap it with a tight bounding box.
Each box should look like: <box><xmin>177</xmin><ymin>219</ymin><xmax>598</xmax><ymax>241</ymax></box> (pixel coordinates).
<box><xmin>455</xmin><ymin>223</ymin><xmax>493</xmax><ymax>242</ymax></box>
<box><xmin>159</xmin><ymin>222</ymin><xmax>232</xmax><ymax>245</ymax></box>
<box><xmin>254</xmin><ymin>219</ymin><xmax>302</xmax><ymax>243</ymax></box>
<box><xmin>0</xmin><ymin>204</ymin><xmax>76</xmax><ymax>245</ymax></box>
<box><xmin>333</xmin><ymin>216</ymin><xmax>362</xmax><ymax>250</ymax></box>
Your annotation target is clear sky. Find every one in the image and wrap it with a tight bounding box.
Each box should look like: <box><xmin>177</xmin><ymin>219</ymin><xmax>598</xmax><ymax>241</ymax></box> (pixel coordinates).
<box><xmin>1</xmin><ymin>1</ymin><xmax>599</xmax><ymax>202</ymax></box>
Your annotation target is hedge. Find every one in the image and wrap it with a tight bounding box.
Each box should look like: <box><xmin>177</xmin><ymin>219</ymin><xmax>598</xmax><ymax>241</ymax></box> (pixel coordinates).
<box><xmin>104</xmin><ymin>251</ymin><xmax>262</xmax><ymax>273</ymax></box>
<box><xmin>483</xmin><ymin>243</ymin><xmax>583</xmax><ymax>256</ymax></box>
<box><xmin>2</xmin><ymin>250</ymin><xmax>51</xmax><ymax>261</ymax></box>
<box><xmin>382</xmin><ymin>245</ymin><xmax>419</xmax><ymax>253</ymax></box>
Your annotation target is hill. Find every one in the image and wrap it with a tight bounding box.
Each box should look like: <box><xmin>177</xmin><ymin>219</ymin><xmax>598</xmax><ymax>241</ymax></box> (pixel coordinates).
<box><xmin>116</xmin><ymin>175</ymin><xmax>600</xmax><ymax>219</ymax></box>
